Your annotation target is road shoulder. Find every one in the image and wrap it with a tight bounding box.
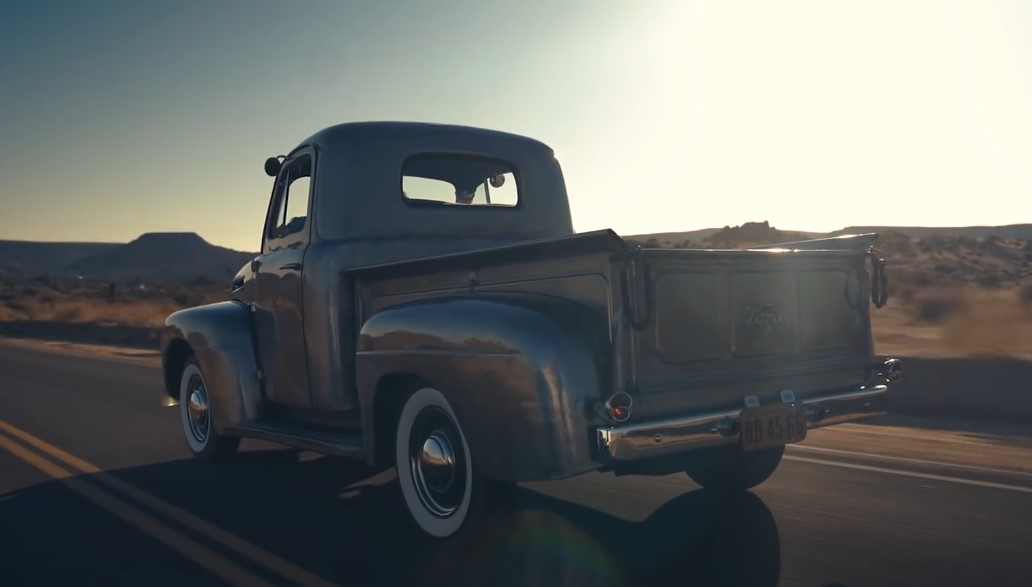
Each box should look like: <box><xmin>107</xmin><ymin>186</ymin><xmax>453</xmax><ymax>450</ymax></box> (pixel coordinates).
<box><xmin>801</xmin><ymin>417</ymin><xmax>1032</xmax><ymax>474</ymax></box>
<box><xmin>0</xmin><ymin>335</ymin><xmax>161</xmax><ymax>367</ymax></box>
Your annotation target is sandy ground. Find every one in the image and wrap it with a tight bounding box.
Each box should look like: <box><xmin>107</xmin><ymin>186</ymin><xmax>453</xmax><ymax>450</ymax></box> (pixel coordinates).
<box><xmin>0</xmin><ymin>336</ymin><xmax>161</xmax><ymax>367</ymax></box>
<box><xmin>871</xmin><ymin>289</ymin><xmax>1032</xmax><ymax>361</ymax></box>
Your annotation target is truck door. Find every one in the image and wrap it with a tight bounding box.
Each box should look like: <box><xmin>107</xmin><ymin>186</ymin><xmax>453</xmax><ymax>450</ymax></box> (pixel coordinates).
<box><xmin>252</xmin><ymin>149</ymin><xmax>314</xmax><ymax>408</ymax></box>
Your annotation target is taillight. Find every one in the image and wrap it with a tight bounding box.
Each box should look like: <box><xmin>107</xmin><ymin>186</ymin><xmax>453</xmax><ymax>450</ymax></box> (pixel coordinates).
<box><xmin>881</xmin><ymin>358</ymin><xmax>903</xmax><ymax>383</ymax></box>
<box><xmin>604</xmin><ymin>392</ymin><xmax>633</xmax><ymax>423</ymax></box>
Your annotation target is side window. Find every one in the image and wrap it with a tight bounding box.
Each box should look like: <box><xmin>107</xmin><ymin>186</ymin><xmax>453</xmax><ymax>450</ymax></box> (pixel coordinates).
<box><xmin>268</xmin><ymin>155</ymin><xmax>312</xmax><ymax>241</ymax></box>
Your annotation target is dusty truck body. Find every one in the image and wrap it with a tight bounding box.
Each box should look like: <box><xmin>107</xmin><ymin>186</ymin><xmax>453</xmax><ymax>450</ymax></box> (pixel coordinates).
<box><xmin>161</xmin><ymin>121</ymin><xmax>903</xmax><ymax>538</ymax></box>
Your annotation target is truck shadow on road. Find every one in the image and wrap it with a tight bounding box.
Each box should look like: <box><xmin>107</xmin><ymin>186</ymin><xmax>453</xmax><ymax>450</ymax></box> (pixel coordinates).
<box><xmin>2</xmin><ymin>447</ymin><xmax>781</xmax><ymax>587</ymax></box>
<box><xmin>435</xmin><ymin>481</ymin><xmax>782</xmax><ymax>587</ymax></box>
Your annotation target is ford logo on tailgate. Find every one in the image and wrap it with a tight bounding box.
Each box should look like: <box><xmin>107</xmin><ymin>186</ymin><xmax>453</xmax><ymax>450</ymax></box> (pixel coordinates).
<box><xmin>742</xmin><ymin>302</ymin><xmax>784</xmax><ymax>329</ymax></box>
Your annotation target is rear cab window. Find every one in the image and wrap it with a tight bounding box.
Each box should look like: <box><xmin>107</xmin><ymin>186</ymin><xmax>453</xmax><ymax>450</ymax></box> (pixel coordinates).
<box><xmin>402</xmin><ymin>154</ymin><xmax>519</xmax><ymax>207</ymax></box>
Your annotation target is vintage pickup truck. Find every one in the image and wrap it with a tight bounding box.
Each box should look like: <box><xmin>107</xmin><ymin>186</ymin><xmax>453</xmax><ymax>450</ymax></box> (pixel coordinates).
<box><xmin>161</xmin><ymin>121</ymin><xmax>903</xmax><ymax>539</ymax></box>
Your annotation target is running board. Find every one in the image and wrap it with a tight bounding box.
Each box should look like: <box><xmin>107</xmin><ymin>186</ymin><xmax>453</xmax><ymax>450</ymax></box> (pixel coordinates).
<box><xmin>225</xmin><ymin>423</ymin><xmax>366</xmax><ymax>458</ymax></box>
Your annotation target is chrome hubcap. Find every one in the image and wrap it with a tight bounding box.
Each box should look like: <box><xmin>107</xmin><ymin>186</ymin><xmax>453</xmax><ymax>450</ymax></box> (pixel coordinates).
<box><xmin>186</xmin><ymin>377</ymin><xmax>209</xmax><ymax>443</ymax></box>
<box><xmin>409</xmin><ymin>409</ymin><xmax>466</xmax><ymax>518</ymax></box>
<box><xmin>418</xmin><ymin>432</ymin><xmax>456</xmax><ymax>493</ymax></box>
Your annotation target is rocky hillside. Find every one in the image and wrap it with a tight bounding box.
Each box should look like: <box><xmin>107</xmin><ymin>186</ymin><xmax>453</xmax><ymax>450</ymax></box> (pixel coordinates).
<box><xmin>628</xmin><ymin>221</ymin><xmax>818</xmax><ymax>249</ymax></box>
<box><xmin>630</xmin><ymin>222</ymin><xmax>1032</xmax><ymax>248</ymax></box>
<box><xmin>700</xmin><ymin>221</ymin><xmax>814</xmax><ymax>249</ymax></box>
<box><xmin>874</xmin><ymin>231</ymin><xmax>1032</xmax><ymax>291</ymax></box>
<box><xmin>628</xmin><ymin>221</ymin><xmax>1032</xmax><ymax>290</ymax></box>
<box><xmin>832</xmin><ymin>224</ymin><xmax>1032</xmax><ymax>240</ymax></box>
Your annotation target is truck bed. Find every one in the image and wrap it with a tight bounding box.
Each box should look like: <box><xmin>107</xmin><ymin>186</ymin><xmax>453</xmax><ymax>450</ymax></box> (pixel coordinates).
<box><xmin>347</xmin><ymin>229</ymin><xmax>884</xmax><ymax>422</ymax></box>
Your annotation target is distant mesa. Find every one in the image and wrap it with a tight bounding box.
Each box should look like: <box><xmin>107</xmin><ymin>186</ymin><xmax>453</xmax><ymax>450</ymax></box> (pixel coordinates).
<box><xmin>628</xmin><ymin>220</ymin><xmax>821</xmax><ymax>249</ymax></box>
<box><xmin>0</xmin><ymin>232</ymin><xmax>255</xmax><ymax>284</ymax></box>
<box><xmin>66</xmin><ymin>232</ymin><xmax>254</xmax><ymax>284</ymax></box>
<box><xmin>131</xmin><ymin>232</ymin><xmax>208</xmax><ymax>247</ymax></box>
<box><xmin>701</xmin><ymin>220</ymin><xmax>815</xmax><ymax>249</ymax></box>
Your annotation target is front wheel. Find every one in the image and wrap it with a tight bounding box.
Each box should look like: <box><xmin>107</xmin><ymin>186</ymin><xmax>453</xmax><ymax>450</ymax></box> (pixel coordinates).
<box><xmin>395</xmin><ymin>387</ymin><xmax>485</xmax><ymax>539</ymax></box>
<box><xmin>686</xmin><ymin>445</ymin><xmax>785</xmax><ymax>491</ymax></box>
<box><xmin>179</xmin><ymin>357</ymin><xmax>240</xmax><ymax>462</ymax></box>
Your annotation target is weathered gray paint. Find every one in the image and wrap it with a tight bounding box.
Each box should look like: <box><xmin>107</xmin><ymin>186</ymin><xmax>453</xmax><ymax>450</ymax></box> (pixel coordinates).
<box><xmin>160</xmin><ymin>121</ymin><xmax>897</xmax><ymax>482</ymax></box>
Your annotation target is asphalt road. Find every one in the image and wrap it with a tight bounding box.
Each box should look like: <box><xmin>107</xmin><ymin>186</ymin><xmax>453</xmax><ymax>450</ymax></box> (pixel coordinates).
<box><xmin>1</xmin><ymin>342</ymin><xmax>1030</xmax><ymax>587</ymax></box>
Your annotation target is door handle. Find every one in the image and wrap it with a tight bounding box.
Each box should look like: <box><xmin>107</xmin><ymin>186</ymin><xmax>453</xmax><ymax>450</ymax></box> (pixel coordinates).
<box><xmin>280</xmin><ymin>262</ymin><xmax>302</xmax><ymax>271</ymax></box>
<box><xmin>250</xmin><ymin>258</ymin><xmax>262</xmax><ymax>272</ymax></box>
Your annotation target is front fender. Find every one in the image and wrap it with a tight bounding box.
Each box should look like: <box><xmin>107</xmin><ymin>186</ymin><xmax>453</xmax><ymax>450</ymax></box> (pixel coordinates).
<box><xmin>161</xmin><ymin>300</ymin><xmax>261</xmax><ymax>432</ymax></box>
<box><xmin>356</xmin><ymin>294</ymin><xmax>612</xmax><ymax>482</ymax></box>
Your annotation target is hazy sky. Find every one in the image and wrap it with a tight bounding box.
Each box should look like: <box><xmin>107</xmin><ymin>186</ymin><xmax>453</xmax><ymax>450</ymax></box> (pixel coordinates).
<box><xmin>2</xmin><ymin>0</ymin><xmax>1030</xmax><ymax>251</ymax></box>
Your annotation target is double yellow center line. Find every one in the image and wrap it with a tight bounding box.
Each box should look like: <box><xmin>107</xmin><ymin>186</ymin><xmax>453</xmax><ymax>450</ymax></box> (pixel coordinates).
<box><xmin>0</xmin><ymin>419</ymin><xmax>339</xmax><ymax>587</ymax></box>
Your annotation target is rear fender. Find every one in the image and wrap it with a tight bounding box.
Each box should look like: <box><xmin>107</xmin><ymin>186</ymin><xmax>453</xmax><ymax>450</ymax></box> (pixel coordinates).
<box><xmin>161</xmin><ymin>301</ymin><xmax>262</xmax><ymax>433</ymax></box>
<box><xmin>356</xmin><ymin>294</ymin><xmax>612</xmax><ymax>482</ymax></box>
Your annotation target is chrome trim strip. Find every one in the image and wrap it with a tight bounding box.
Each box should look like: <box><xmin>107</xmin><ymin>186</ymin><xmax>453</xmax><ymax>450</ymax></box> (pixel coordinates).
<box><xmin>597</xmin><ymin>385</ymin><xmax>888</xmax><ymax>463</ymax></box>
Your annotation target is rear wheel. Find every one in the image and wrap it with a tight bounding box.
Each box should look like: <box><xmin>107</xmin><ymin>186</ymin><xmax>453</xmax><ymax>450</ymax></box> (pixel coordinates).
<box><xmin>395</xmin><ymin>387</ymin><xmax>484</xmax><ymax>539</ymax></box>
<box><xmin>179</xmin><ymin>357</ymin><xmax>240</xmax><ymax>462</ymax></box>
<box><xmin>686</xmin><ymin>445</ymin><xmax>785</xmax><ymax>491</ymax></box>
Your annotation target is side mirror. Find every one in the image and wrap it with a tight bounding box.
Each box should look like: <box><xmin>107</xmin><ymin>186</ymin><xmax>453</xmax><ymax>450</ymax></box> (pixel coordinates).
<box><xmin>264</xmin><ymin>157</ymin><xmax>283</xmax><ymax>177</ymax></box>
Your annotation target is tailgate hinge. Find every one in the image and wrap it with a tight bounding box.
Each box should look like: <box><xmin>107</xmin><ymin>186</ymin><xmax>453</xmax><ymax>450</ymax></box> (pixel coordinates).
<box><xmin>620</xmin><ymin>248</ymin><xmax>653</xmax><ymax>330</ymax></box>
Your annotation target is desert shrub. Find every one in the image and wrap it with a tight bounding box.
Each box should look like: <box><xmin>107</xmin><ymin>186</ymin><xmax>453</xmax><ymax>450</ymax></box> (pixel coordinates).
<box><xmin>187</xmin><ymin>275</ymin><xmax>215</xmax><ymax>286</ymax></box>
<box><xmin>977</xmin><ymin>273</ymin><xmax>1003</xmax><ymax>289</ymax></box>
<box><xmin>5</xmin><ymin>299</ymin><xmax>27</xmax><ymax>312</ymax></box>
<box><xmin>911</xmin><ymin>291</ymin><xmax>970</xmax><ymax>323</ymax></box>
<box><xmin>1020</xmin><ymin>284</ymin><xmax>1032</xmax><ymax>306</ymax></box>
<box><xmin>895</xmin><ymin>285</ymin><xmax>917</xmax><ymax>303</ymax></box>
<box><xmin>916</xmin><ymin>272</ymin><xmax>935</xmax><ymax>287</ymax></box>
<box><xmin>51</xmin><ymin>303</ymin><xmax>85</xmax><ymax>322</ymax></box>
<box><xmin>918</xmin><ymin>235</ymin><xmax>946</xmax><ymax>253</ymax></box>
<box><xmin>173</xmin><ymin>292</ymin><xmax>201</xmax><ymax>307</ymax></box>
<box><xmin>893</xmin><ymin>268</ymin><xmax>933</xmax><ymax>289</ymax></box>
<box><xmin>932</xmin><ymin>263</ymin><xmax>957</xmax><ymax>274</ymax></box>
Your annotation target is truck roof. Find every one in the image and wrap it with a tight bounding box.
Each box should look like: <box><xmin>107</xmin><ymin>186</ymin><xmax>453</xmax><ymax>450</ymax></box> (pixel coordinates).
<box><xmin>294</xmin><ymin>121</ymin><xmax>556</xmax><ymax>157</ymax></box>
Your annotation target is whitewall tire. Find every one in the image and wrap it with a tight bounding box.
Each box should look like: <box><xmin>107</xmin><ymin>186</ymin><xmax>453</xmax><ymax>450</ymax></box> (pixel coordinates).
<box><xmin>178</xmin><ymin>357</ymin><xmax>239</xmax><ymax>461</ymax></box>
<box><xmin>395</xmin><ymin>387</ymin><xmax>484</xmax><ymax>539</ymax></box>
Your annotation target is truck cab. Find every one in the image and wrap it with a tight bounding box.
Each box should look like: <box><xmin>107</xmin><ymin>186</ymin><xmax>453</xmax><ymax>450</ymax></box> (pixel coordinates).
<box><xmin>161</xmin><ymin>121</ymin><xmax>902</xmax><ymax>539</ymax></box>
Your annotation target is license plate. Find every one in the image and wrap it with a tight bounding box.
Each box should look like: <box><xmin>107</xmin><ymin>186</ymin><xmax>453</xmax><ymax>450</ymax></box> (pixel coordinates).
<box><xmin>739</xmin><ymin>403</ymin><xmax>808</xmax><ymax>451</ymax></box>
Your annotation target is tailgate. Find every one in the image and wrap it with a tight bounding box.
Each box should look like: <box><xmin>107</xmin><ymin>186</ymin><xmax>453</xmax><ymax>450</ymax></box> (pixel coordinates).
<box><xmin>622</xmin><ymin>246</ymin><xmax>878</xmax><ymax>414</ymax></box>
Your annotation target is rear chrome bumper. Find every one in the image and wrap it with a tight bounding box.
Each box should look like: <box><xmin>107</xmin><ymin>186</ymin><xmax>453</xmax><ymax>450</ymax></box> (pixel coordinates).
<box><xmin>596</xmin><ymin>385</ymin><xmax>888</xmax><ymax>463</ymax></box>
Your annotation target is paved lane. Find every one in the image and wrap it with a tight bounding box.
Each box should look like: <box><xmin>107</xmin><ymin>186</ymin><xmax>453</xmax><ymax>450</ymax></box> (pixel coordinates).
<box><xmin>1</xmin><ymin>341</ymin><xmax>1030</xmax><ymax>587</ymax></box>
